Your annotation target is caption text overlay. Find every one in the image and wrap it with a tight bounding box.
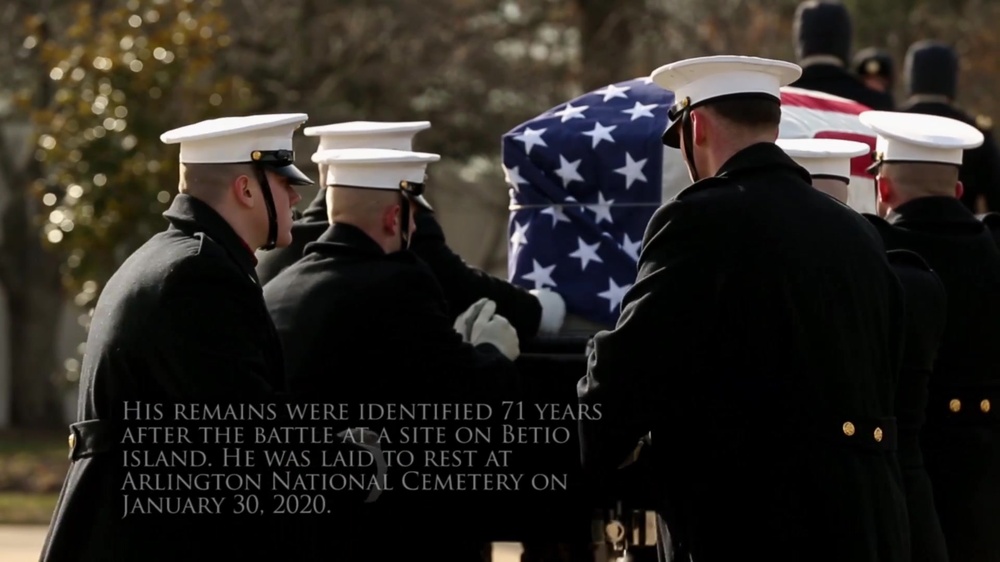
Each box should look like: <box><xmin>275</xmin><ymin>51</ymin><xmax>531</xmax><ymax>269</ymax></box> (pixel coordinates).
<box><xmin>114</xmin><ymin>400</ymin><xmax>602</xmax><ymax>518</ymax></box>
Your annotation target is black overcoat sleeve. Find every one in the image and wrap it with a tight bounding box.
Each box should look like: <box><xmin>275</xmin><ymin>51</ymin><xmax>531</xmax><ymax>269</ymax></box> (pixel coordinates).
<box><xmin>578</xmin><ymin>198</ymin><xmax>720</xmax><ymax>473</ymax></box>
<box><xmin>382</xmin><ymin>256</ymin><xmax>525</xmax><ymax>402</ymax></box>
<box><xmin>409</xmin><ymin>208</ymin><xmax>542</xmax><ymax>340</ymax></box>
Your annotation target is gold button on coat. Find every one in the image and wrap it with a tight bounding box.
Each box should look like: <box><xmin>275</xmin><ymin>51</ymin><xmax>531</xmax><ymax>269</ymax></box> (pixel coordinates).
<box><xmin>949</xmin><ymin>399</ymin><xmax>962</xmax><ymax>412</ymax></box>
<box><xmin>873</xmin><ymin>427</ymin><xmax>883</xmax><ymax>442</ymax></box>
<box><xmin>842</xmin><ymin>421</ymin><xmax>855</xmax><ymax>436</ymax></box>
<box><xmin>68</xmin><ymin>433</ymin><xmax>76</xmax><ymax>450</ymax></box>
<box><xmin>982</xmin><ymin>399</ymin><xmax>991</xmax><ymax>413</ymax></box>
<box><xmin>605</xmin><ymin>521</ymin><xmax>625</xmax><ymax>543</ymax></box>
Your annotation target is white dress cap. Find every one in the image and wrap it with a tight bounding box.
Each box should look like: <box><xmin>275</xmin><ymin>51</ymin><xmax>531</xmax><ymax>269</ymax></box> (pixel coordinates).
<box><xmin>859</xmin><ymin>110</ymin><xmax>984</xmax><ymax>170</ymax></box>
<box><xmin>651</xmin><ymin>55</ymin><xmax>802</xmax><ymax>148</ymax></box>
<box><xmin>776</xmin><ymin>138</ymin><xmax>871</xmax><ymax>182</ymax></box>
<box><xmin>160</xmin><ymin>113</ymin><xmax>312</xmax><ymax>184</ymax></box>
<box><xmin>303</xmin><ymin>121</ymin><xmax>431</xmax><ymax>152</ymax></box>
<box><xmin>312</xmin><ymin>148</ymin><xmax>441</xmax><ymax>190</ymax></box>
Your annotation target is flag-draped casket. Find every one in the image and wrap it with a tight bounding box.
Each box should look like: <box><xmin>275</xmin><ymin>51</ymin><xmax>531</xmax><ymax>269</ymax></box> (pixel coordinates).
<box><xmin>502</xmin><ymin>79</ymin><xmax>876</xmax><ymax>329</ymax></box>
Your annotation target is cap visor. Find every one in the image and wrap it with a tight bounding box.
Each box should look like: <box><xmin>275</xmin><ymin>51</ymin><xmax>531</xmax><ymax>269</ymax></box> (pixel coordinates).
<box><xmin>413</xmin><ymin>194</ymin><xmax>434</xmax><ymax>212</ymax></box>
<box><xmin>270</xmin><ymin>164</ymin><xmax>314</xmax><ymax>186</ymax></box>
<box><xmin>662</xmin><ymin>120</ymin><xmax>681</xmax><ymax>149</ymax></box>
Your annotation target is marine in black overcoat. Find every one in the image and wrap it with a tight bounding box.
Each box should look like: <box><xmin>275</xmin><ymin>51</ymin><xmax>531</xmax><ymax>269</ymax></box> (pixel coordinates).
<box><xmin>256</xmin><ymin>189</ymin><xmax>544</xmax><ymax>338</ymax></box>
<box><xmin>869</xmin><ymin>196</ymin><xmax>1000</xmax><ymax>562</ymax></box>
<box><xmin>881</xmin><ymin>245</ymin><xmax>950</xmax><ymax>562</ymax></box>
<box><xmin>41</xmin><ymin>194</ymin><xmax>286</xmax><ymax>561</ymax></box>
<box><xmin>578</xmin><ymin>143</ymin><xmax>911</xmax><ymax>562</ymax></box>
<box><xmin>262</xmin><ymin>221</ymin><xmax>524</xmax><ymax>561</ymax></box>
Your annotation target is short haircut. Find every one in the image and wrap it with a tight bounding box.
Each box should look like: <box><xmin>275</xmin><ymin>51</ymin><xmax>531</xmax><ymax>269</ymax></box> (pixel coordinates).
<box><xmin>882</xmin><ymin>162</ymin><xmax>959</xmax><ymax>196</ymax></box>
<box><xmin>327</xmin><ymin>186</ymin><xmax>400</xmax><ymax>221</ymax></box>
<box><xmin>179</xmin><ymin>163</ymin><xmax>256</xmax><ymax>203</ymax></box>
<box><xmin>704</xmin><ymin>98</ymin><xmax>782</xmax><ymax>131</ymax></box>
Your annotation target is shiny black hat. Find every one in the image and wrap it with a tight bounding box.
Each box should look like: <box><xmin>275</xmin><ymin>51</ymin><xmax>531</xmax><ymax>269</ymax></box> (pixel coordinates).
<box><xmin>853</xmin><ymin>47</ymin><xmax>894</xmax><ymax>81</ymax></box>
<box><xmin>904</xmin><ymin>40</ymin><xmax>958</xmax><ymax>99</ymax></box>
<box><xmin>794</xmin><ymin>1</ymin><xmax>852</xmax><ymax>64</ymax></box>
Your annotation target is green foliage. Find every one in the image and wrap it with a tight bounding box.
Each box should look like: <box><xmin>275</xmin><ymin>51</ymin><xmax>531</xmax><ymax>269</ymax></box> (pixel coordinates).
<box><xmin>26</xmin><ymin>0</ymin><xmax>255</xmax><ymax>309</ymax></box>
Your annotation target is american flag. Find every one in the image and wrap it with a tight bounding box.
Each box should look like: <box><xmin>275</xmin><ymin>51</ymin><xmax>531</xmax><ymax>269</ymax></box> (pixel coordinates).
<box><xmin>502</xmin><ymin>78</ymin><xmax>671</xmax><ymax>327</ymax></box>
<box><xmin>501</xmin><ymin>80</ymin><xmax>875</xmax><ymax>328</ymax></box>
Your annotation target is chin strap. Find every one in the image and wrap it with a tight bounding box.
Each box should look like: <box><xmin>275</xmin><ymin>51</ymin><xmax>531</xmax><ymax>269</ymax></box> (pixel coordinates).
<box><xmin>398</xmin><ymin>179</ymin><xmax>426</xmax><ymax>250</ymax></box>
<box><xmin>253</xmin><ymin>165</ymin><xmax>279</xmax><ymax>250</ymax></box>
<box><xmin>668</xmin><ymin>96</ymin><xmax>699</xmax><ymax>182</ymax></box>
<box><xmin>250</xmin><ymin>149</ymin><xmax>297</xmax><ymax>251</ymax></box>
<box><xmin>681</xmin><ymin>107</ymin><xmax>700</xmax><ymax>182</ymax></box>
<box><xmin>398</xmin><ymin>193</ymin><xmax>412</xmax><ymax>249</ymax></box>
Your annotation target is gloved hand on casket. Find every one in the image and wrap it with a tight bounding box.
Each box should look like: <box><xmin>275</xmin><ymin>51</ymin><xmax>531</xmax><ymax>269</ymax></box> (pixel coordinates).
<box><xmin>453</xmin><ymin>298</ymin><xmax>520</xmax><ymax>361</ymax></box>
<box><xmin>529</xmin><ymin>288</ymin><xmax>566</xmax><ymax>335</ymax></box>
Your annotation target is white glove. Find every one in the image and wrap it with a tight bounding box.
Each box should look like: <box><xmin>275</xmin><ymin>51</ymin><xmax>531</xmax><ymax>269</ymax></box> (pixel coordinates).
<box><xmin>336</xmin><ymin>428</ymin><xmax>387</xmax><ymax>504</ymax></box>
<box><xmin>455</xmin><ymin>299</ymin><xmax>520</xmax><ymax>361</ymax></box>
<box><xmin>473</xmin><ymin>312</ymin><xmax>520</xmax><ymax>361</ymax></box>
<box><xmin>453</xmin><ymin>298</ymin><xmax>491</xmax><ymax>342</ymax></box>
<box><xmin>530</xmin><ymin>288</ymin><xmax>566</xmax><ymax>335</ymax></box>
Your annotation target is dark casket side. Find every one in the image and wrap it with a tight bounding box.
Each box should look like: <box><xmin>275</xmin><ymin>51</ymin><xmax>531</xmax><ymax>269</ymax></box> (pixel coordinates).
<box><xmin>467</xmin><ymin>333</ymin><xmax>658</xmax><ymax>547</ymax></box>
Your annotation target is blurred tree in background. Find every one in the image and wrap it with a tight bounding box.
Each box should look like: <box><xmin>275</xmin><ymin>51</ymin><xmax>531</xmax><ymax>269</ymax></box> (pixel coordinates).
<box><xmin>6</xmin><ymin>0</ymin><xmax>255</xmax><ymax>427</ymax></box>
<box><xmin>31</xmin><ymin>0</ymin><xmax>253</xmax><ymax>310</ymax></box>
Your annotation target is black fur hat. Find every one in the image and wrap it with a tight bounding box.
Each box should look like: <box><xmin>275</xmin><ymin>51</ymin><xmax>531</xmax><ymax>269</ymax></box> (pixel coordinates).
<box><xmin>794</xmin><ymin>1</ymin><xmax>852</xmax><ymax>64</ymax></box>
<box><xmin>904</xmin><ymin>40</ymin><xmax>958</xmax><ymax>99</ymax></box>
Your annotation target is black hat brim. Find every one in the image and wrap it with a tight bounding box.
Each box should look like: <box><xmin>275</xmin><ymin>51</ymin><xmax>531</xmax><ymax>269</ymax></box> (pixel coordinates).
<box><xmin>268</xmin><ymin>164</ymin><xmax>314</xmax><ymax>186</ymax></box>
<box><xmin>412</xmin><ymin>194</ymin><xmax>434</xmax><ymax>212</ymax></box>
<box><xmin>662</xmin><ymin>119</ymin><xmax>681</xmax><ymax>149</ymax></box>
